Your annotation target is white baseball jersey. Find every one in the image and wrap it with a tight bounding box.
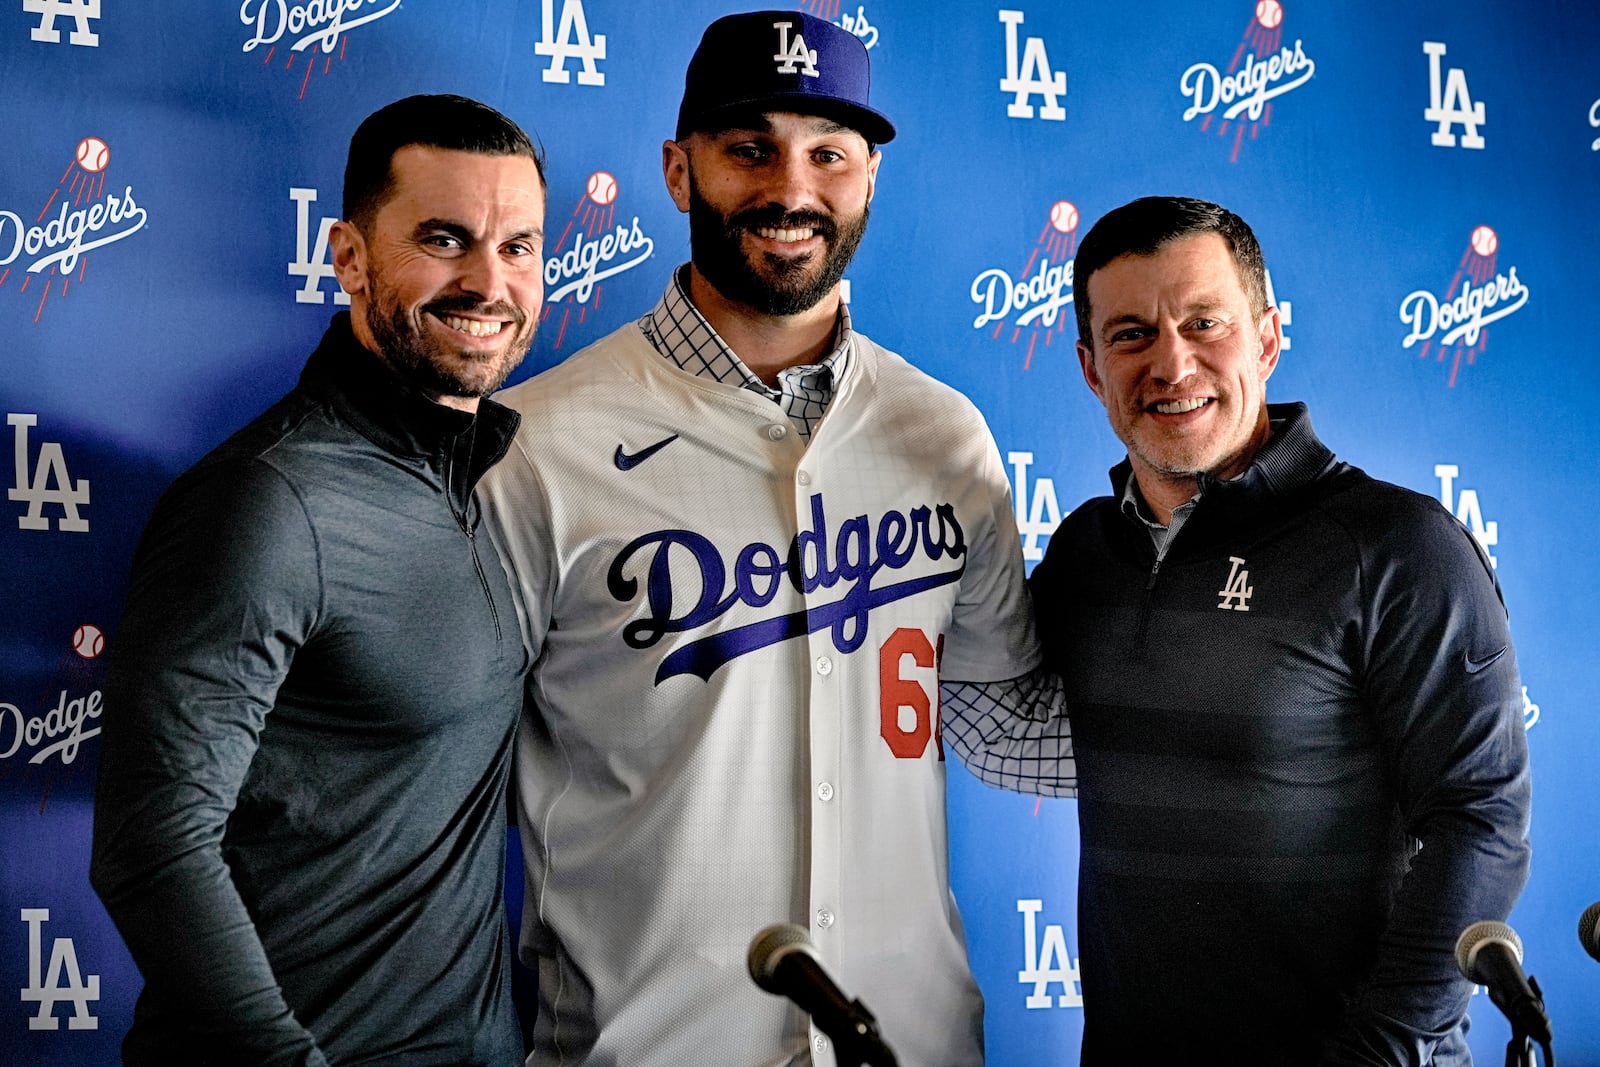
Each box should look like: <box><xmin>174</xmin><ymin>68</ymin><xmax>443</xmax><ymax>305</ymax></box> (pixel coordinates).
<box><xmin>481</xmin><ymin>319</ymin><xmax>1038</xmax><ymax>1067</ymax></box>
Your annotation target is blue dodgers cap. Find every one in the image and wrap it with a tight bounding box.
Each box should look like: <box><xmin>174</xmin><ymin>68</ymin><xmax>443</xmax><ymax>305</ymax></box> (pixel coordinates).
<box><xmin>676</xmin><ymin>10</ymin><xmax>895</xmax><ymax>145</ymax></box>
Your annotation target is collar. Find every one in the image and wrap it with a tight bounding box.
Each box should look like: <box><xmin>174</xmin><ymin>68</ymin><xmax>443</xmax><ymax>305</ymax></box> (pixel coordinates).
<box><xmin>638</xmin><ymin>263</ymin><xmax>853</xmax><ymax>396</ymax></box>
<box><xmin>298</xmin><ymin>312</ymin><xmax>520</xmax><ymax>475</ymax></box>
<box><xmin>1107</xmin><ymin>402</ymin><xmax>1335</xmax><ymax>505</ymax></box>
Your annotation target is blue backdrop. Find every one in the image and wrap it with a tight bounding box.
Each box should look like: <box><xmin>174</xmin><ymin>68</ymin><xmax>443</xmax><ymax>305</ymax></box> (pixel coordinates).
<box><xmin>3</xmin><ymin>1</ymin><xmax>1597</xmax><ymax>1063</ymax></box>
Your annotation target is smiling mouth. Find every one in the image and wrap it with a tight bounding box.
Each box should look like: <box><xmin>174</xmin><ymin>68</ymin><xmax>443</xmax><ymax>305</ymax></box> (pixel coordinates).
<box><xmin>440</xmin><ymin>314</ymin><xmax>506</xmax><ymax>338</ymax></box>
<box><xmin>1152</xmin><ymin>398</ymin><xmax>1211</xmax><ymax>414</ymax></box>
<box><xmin>752</xmin><ymin>225</ymin><xmax>817</xmax><ymax>244</ymax></box>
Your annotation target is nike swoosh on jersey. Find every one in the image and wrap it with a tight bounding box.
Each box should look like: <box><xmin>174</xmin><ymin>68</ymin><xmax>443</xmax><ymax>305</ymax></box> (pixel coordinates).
<box><xmin>1464</xmin><ymin>645</ymin><xmax>1508</xmax><ymax>674</ymax></box>
<box><xmin>614</xmin><ymin>434</ymin><xmax>680</xmax><ymax>471</ymax></box>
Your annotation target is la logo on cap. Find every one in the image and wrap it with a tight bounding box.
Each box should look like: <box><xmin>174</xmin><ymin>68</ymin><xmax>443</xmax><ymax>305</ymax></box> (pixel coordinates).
<box><xmin>773</xmin><ymin>20</ymin><xmax>819</xmax><ymax>77</ymax></box>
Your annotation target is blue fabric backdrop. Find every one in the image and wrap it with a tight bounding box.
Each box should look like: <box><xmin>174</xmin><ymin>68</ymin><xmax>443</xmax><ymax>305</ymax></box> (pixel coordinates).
<box><xmin>3</xmin><ymin>1</ymin><xmax>1596</xmax><ymax>1063</ymax></box>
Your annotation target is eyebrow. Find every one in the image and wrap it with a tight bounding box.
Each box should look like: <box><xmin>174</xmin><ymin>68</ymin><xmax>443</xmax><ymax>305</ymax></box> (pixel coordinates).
<box><xmin>1098</xmin><ymin>300</ymin><xmax>1230</xmax><ymax>338</ymax></box>
<box><xmin>413</xmin><ymin>218</ymin><xmax>544</xmax><ymax>244</ymax></box>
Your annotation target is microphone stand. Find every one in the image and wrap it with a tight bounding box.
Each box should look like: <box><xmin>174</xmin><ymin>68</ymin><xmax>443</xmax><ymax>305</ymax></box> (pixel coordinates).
<box><xmin>1502</xmin><ymin>975</ymin><xmax>1555</xmax><ymax>1067</ymax></box>
<box><xmin>824</xmin><ymin>997</ymin><xmax>900</xmax><ymax>1067</ymax></box>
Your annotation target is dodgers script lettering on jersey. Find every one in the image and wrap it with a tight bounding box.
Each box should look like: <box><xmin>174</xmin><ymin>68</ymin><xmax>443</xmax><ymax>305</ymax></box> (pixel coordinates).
<box><xmin>609</xmin><ymin>494</ymin><xmax>967</xmax><ymax>683</ymax></box>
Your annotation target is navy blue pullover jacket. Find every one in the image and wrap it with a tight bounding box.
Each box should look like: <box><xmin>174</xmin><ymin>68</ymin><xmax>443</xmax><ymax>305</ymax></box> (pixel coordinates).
<box><xmin>1031</xmin><ymin>403</ymin><xmax>1531</xmax><ymax>1065</ymax></box>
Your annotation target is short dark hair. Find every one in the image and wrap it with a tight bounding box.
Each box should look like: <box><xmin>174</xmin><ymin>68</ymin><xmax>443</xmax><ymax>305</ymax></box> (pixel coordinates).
<box><xmin>1073</xmin><ymin>196</ymin><xmax>1267</xmax><ymax>348</ymax></box>
<box><xmin>342</xmin><ymin>94</ymin><xmax>545</xmax><ymax>230</ymax></box>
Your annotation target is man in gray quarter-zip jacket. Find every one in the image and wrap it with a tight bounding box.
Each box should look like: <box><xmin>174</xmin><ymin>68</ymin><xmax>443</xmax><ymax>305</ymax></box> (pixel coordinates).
<box><xmin>967</xmin><ymin>196</ymin><xmax>1531</xmax><ymax>1065</ymax></box>
<box><xmin>90</xmin><ymin>94</ymin><xmax>546</xmax><ymax>1067</ymax></box>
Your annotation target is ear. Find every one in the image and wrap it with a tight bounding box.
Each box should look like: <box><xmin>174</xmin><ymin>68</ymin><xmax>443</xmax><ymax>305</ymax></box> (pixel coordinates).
<box><xmin>865</xmin><ymin>149</ymin><xmax>882</xmax><ymax>205</ymax></box>
<box><xmin>1256</xmin><ymin>305</ymin><xmax>1283</xmax><ymax>384</ymax></box>
<box><xmin>1076</xmin><ymin>339</ymin><xmax>1107</xmax><ymax>406</ymax></box>
<box><xmin>329</xmin><ymin>220</ymin><xmax>368</xmax><ymax>301</ymax></box>
<box><xmin>662</xmin><ymin>139</ymin><xmax>691</xmax><ymax>214</ymax></box>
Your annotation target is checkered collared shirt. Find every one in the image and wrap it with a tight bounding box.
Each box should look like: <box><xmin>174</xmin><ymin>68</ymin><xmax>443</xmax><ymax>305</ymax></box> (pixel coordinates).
<box><xmin>638</xmin><ymin>265</ymin><xmax>851</xmax><ymax>441</ymax></box>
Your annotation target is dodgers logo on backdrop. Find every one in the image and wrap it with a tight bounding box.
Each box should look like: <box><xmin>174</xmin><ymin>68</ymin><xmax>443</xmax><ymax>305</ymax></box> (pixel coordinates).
<box><xmin>999</xmin><ymin>10</ymin><xmax>1065</xmax><ymax>120</ymax></box>
<box><xmin>1017</xmin><ymin>899</ymin><xmax>1082</xmax><ymax>1009</ymax></box>
<box><xmin>1178</xmin><ymin>1</ymin><xmax>1316</xmax><ymax>163</ymax></box>
<box><xmin>1398</xmin><ymin>225</ymin><xmax>1529</xmax><ymax>388</ymax></box>
<box><xmin>0</xmin><ymin>137</ymin><xmax>146</xmax><ymax>323</ymax></box>
<box><xmin>9</xmin><ymin>414</ymin><xmax>90</xmax><ymax>533</ymax></box>
<box><xmin>802</xmin><ymin>0</ymin><xmax>879</xmax><ymax>50</ymax></box>
<box><xmin>1008</xmin><ymin>451</ymin><xmax>1063</xmax><ymax>564</ymax></box>
<box><xmin>24</xmin><ymin>0</ymin><xmax>100</xmax><ymax>46</ymax></box>
<box><xmin>240</xmin><ymin>0</ymin><xmax>401</xmax><ymax>98</ymax></box>
<box><xmin>287</xmin><ymin>187</ymin><xmax>350</xmax><ymax>307</ymax></box>
<box><xmin>534</xmin><ymin>0</ymin><xmax>606</xmax><ymax>85</ymax></box>
<box><xmin>1423</xmin><ymin>41</ymin><xmax>1486</xmax><ymax>149</ymax></box>
<box><xmin>1435</xmin><ymin>464</ymin><xmax>1499</xmax><ymax>568</ymax></box>
<box><xmin>1590</xmin><ymin>97</ymin><xmax>1600</xmax><ymax>151</ymax></box>
<box><xmin>608</xmin><ymin>494</ymin><xmax>967</xmax><ymax>683</ymax></box>
<box><xmin>542</xmin><ymin>171</ymin><xmax>655</xmax><ymax>350</ymax></box>
<box><xmin>2</xmin><ymin>625</ymin><xmax>105</xmax><ymax>812</ymax></box>
<box><xmin>20</xmin><ymin>910</ymin><xmax>100</xmax><ymax>1031</ymax></box>
<box><xmin>970</xmin><ymin>200</ymin><xmax>1077</xmax><ymax>370</ymax></box>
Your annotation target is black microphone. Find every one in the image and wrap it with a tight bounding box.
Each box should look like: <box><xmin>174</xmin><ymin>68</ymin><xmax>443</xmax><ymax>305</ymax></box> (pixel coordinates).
<box><xmin>747</xmin><ymin>923</ymin><xmax>900</xmax><ymax>1067</ymax></box>
<box><xmin>1454</xmin><ymin>920</ymin><xmax>1552</xmax><ymax>1043</ymax></box>
<box><xmin>1579</xmin><ymin>901</ymin><xmax>1600</xmax><ymax>964</ymax></box>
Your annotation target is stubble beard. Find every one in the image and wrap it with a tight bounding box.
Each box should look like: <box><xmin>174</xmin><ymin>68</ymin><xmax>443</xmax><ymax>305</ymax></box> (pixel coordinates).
<box><xmin>363</xmin><ymin>264</ymin><xmax>534</xmax><ymax>401</ymax></box>
<box><xmin>686</xmin><ymin>175</ymin><xmax>869</xmax><ymax>316</ymax></box>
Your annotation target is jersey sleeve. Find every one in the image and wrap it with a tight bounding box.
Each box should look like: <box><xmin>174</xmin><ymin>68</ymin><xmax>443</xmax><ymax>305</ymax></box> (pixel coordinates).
<box><xmin>1321</xmin><ymin>497</ymin><xmax>1532</xmax><ymax>1063</ymax></box>
<box><xmin>89</xmin><ymin>458</ymin><xmax>329</xmax><ymax>1067</ymax></box>
<box><xmin>936</xmin><ymin>415</ymin><xmax>1041</xmax><ymax>684</ymax></box>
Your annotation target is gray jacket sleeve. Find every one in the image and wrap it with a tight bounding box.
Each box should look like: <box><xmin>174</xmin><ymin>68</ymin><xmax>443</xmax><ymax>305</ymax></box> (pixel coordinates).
<box><xmin>89</xmin><ymin>459</ymin><xmax>329</xmax><ymax>1067</ymax></box>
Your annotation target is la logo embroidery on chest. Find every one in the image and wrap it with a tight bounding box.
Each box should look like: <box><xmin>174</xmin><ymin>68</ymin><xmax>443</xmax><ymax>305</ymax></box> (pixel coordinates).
<box><xmin>1217</xmin><ymin>556</ymin><xmax>1253</xmax><ymax>611</ymax></box>
<box><xmin>773</xmin><ymin>20</ymin><xmax>820</xmax><ymax>77</ymax></box>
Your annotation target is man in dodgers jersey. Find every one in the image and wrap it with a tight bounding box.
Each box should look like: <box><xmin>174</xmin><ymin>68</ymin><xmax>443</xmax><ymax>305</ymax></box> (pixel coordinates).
<box><xmin>482</xmin><ymin>11</ymin><xmax>1073</xmax><ymax>1066</ymax></box>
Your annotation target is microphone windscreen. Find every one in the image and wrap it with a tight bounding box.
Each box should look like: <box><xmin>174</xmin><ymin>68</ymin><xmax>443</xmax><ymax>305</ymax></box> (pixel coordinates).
<box><xmin>1453</xmin><ymin>919</ymin><xmax>1523</xmax><ymax>983</ymax></box>
<box><xmin>1579</xmin><ymin>901</ymin><xmax>1600</xmax><ymax>963</ymax></box>
<box><xmin>748</xmin><ymin>922</ymin><xmax>813</xmax><ymax>990</ymax></box>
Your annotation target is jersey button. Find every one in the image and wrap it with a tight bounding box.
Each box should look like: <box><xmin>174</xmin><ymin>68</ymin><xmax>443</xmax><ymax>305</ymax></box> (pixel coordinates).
<box><xmin>766</xmin><ymin>424</ymin><xmax>788</xmax><ymax>441</ymax></box>
<box><xmin>816</xmin><ymin>908</ymin><xmax>835</xmax><ymax>929</ymax></box>
<box><xmin>813</xmin><ymin>1034</ymin><xmax>829</xmax><ymax>1055</ymax></box>
<box><xmin>796</xmin><ymin>469</ymin><xmax>812</xmax><ymax>486</ymax></box>
<box><xmin>816</xmin><ymin>781</ymin><xmax>835</xmax><ymax>802</ymax></box>
<box><xmin>815</xmin><ymin>656</ymin><xmax>833</xmax><ymax>676</ymax></box>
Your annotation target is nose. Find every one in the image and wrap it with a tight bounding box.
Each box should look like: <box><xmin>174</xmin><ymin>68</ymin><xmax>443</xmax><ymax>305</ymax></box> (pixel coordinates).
<box><xmin>760</xmin><ymin>150</ymin><xmax>822</xmax><ymax>214</ymax></box>
<box><xmin>456</xmin><ymin>244</ymin><xmax>511</xmax><ymax>305</ymax></box>
<box><xmin>1146</xmin><ymin>331</ymin><xmax>1198</xmax><ymax>386</ymax></box>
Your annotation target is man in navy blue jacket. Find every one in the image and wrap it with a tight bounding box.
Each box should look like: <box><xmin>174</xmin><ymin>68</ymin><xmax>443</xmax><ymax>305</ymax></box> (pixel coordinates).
<box><xmin>1032</xmin><ymin>196</ymin><xmax>1530</xmax><ymax>1063</ymax></box>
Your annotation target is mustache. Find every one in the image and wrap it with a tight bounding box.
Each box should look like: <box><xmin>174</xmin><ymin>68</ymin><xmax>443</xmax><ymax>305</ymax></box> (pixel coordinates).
<box><xmin>730</xmin><ymin>206</ymin><xmax>838</xmax><ymax>242</ymax></box>
<box><xmin>422</xmin><ymin>295</ymin><xmax>527</xmax><ymax>326</ymax></box>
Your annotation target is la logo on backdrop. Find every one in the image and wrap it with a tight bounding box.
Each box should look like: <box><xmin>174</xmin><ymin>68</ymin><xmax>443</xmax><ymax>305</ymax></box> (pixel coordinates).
<box><xmin>0</xmin><ymin>137</ymin><xmax>146</xmax><ymax>323</ymax></box>
<box><xmin>1398</xmin><ymin>225</ymin><xmax>1529</xmax><ymax>387</ymax></box>
<box><xmin>542</xmin><ymin>171</ymin><xmax>655</xmax><ymax>351</ymax></box>
<box><xmin>1178</xmin><ymin>0</ymin><xmax>1317</xmax><ymax>162</ymax></box>
<box><xmin>239</xmin><ymin>0</ymin><xmax>402</xmax><ymax>99</ymax></box>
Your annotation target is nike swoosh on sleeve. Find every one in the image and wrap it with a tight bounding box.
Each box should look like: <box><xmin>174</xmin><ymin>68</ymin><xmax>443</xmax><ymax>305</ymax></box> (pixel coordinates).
<box><xmin>1463</xmin><ymin>646</ymin><xmax>1508</xmax><ymax>674</ymax></box>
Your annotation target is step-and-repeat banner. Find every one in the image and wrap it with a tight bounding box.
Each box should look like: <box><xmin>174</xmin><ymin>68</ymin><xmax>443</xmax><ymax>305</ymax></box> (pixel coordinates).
<box><xmin>3</xmin><ymin>1</ymin><xmax>1597</xmax><ymax>1063</ymax></box>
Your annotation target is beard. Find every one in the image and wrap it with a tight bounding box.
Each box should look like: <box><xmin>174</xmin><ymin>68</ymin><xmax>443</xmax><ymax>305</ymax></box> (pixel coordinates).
<box><xmin>362</xmin><ymin>266</ymin><xmax>535</xmax><ymax>401</ymax></box>
<box><xmin>686</xmin><ymin>176</ymin><xmax>869</xmax><ymax>316</ymax></box>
